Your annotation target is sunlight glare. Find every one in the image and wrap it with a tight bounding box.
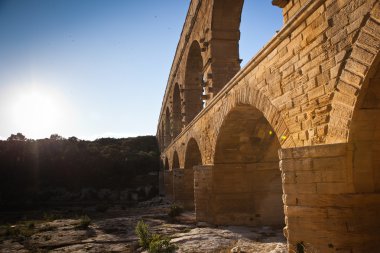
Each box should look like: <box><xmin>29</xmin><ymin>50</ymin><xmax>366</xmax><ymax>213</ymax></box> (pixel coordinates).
<box><xmin>10</xmin><ymin>88</ymin><xmax>65</xmax><ymax>138</ymax></box>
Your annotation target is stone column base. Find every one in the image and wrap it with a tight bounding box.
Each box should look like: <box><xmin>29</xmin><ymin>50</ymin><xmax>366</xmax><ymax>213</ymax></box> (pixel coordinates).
<box><xmin>173</xmin><ymin>168</ymin><xmax>195</xmax><ymax>210</ymax></box>
<box><xmin>158</xmin><ymin>171</ymin><xmax>165</xmax><ymax>196</ymax></box>
<box><xmin>164</xmin><ymin>170</ymin><xmax>173</xmax><ymax>201</ymax></box>
<box><xmin>280</xmin><ymin>143</ymin><xmax>380</xmax><ymax>252</ymax></box>
<box><xmin>212</xmin><ymin>162</ymin><xmax>283</xmax><ymax>226</ymax></box>
<box><xmin>194</xmin><ymin>165</ymin><xmax>214</xmax><ymax>222</ymax></box>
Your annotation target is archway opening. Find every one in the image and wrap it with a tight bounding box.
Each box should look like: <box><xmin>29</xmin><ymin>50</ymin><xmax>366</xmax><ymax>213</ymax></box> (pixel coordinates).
<box><xmin>164</xmin><ymin>107</ymin><xmax>171</xmax><ymax>148</ymax></box>
<box><xmin>159</xmin><ymin>123</ymin><xmax>165</xmax><ymax>151</ymax></box>
<box><xmin>213</xmin><ymin>105</ymin><xmax>284</xmax><ymax>227</ymax></box>
<box><xmin>172</xmin><ymin>151</ymin><xmax>180</xmax><ymax>170</ymax></box>
<box><xmin>176</xmin><ymin>138</ymin><xmax>202</xmax><ymax>210</ymax></box>
<box><xmin>184</xmin><ymin>41</ymin><xmax>203</xmax><ymax>125</ymax></box>
<box><xmin>172</xmin><ymin>84</ymin><xmax>182</xmax><ymax>138</ymax></box>
<box><xmin>164</xmin><ymin>157</ymin><xmax>169</xmax><ymax>171</ymax></box>
<box><xmin>185</xmin><ymin>138</ymin><xmax>202</xmax><ymax>170</ymax></box>
<box><xmin>163</xmin><ymin>156</ymin><xmax>173</xmax><ymax>199</ymax></box>
<box><xmin>239</xmin><ymin>2</ymin><xmax>282</xmax><ymax>66</ymax></box>
<box><xmin>208</xmin><ymin>1</ymin><xmax>282</xmax><ymax>94</ymax></box>
<box><xmin>349</xmin><ymin>57</ymin><xmax>380</xmax><ymax>193</ymax></box>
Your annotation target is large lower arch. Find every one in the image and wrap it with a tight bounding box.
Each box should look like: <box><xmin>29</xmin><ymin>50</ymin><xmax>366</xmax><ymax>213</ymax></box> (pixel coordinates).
<box><xmin>349</xmin><ymin>53</ymin><xmax>380</xmax><ymax>193</ymax></box>
<box><xmin>212</xmin><ymin>104</ymin><xmax>284</xmax><ymax>227</ymax></box>
<box><xmin>174</xmin><ymin>138</ymin><xmax>202</xmax><ymax>210</ymax></box>
<box><xmin>343</xmin><ymin>53</ymin><xmax>380</xmax><ymax>251</ymax></box>
<box><xmin>211</xmin><ymin>85</ymin><xmax>294</xmax><ymax>151</ymax></box>
<box><xmin>281</xmin><ymin>55</ymin><xmax>380</xmax><ymax>253</ymax></box>
<box><xmin>327</xmin><ymin>2</ymin><xmax>380</xmax><ymax>144</ymax></box>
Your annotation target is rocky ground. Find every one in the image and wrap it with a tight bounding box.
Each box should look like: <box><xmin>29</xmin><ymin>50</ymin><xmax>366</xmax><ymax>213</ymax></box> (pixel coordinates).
<box><xmin>0</xmin><ymin>198</ymin><xmax>287</xmax><ymax>253</ymax></box>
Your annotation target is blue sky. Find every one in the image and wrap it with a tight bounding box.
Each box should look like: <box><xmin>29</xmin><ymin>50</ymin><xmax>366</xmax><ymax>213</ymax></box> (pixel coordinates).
<box><xmin>0</xmin><ymin>0</ymin><xmax>282</xmax><ymax>140</ymax></box>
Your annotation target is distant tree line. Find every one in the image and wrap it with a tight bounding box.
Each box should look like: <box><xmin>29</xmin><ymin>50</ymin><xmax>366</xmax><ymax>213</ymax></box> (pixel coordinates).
<box><xmin>0</xmin><ymin>134</ymin><xmax>159</xmax><ymax>205</ymax></box>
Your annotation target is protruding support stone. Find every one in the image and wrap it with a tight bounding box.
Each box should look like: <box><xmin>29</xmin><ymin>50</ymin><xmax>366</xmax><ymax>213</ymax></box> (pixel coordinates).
<box><xmin>272</xmin><ymin>0</ymin><xmax>290</xmax><ymax>8</ymax></box>
<box><xmin>200</xmin><ymin>94</ymin><xmax>210</xmax><ymax>100</ymax></box>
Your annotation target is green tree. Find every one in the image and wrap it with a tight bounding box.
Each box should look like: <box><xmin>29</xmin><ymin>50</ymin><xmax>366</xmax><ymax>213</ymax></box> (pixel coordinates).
<box><xmin>50</xmin><ymin>134</ymin><xmax>64</xmax><ymax>140</ymax></box>
<box><xmin>7</xmin><ymin>133</ymin><xmax>26</xmax><ymax>141</ymax></box>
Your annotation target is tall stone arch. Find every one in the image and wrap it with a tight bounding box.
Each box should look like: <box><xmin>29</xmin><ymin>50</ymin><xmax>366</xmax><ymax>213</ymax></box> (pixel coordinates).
<box><xmin>158</xmin><ymin>122</ymin><xmax>164</xmax><ymax>151</ymax></box>
<box><xmin>328</xmin><ymin>1</ymin><xmax>380</xmax><ymax>144</ymax></box>
<box><xmin>158</xmin><ymin>1</ymin><xmax>380</xmax><ymax>252</ymax></box>
<box><xmin>345</xmin><ymin>5</ymin><xmax>380</xmax><ymax>192</ymax></box>
<box><xmin>210</xmin><ymin>104</ymin><xmax>284</xmax><ymax>226</ymax></box>
<box><xmin>172</xmin><ymin>83</ymin><xmax>183</xmax><ymax>138</ymax></box>
<box><xmin>164</xmin><ymin>107</ymin><xmax>171</xmax><ymax>148</ymax></box>
<box><xmin>163</xmin><ymin>156</ymin><xmax>173</xmax><ymax>200</ymax></box>
<box><xmin>210</xmin><ymin>85</ymin><xmax>293</xmax><ymax>156</ymax></box>
<box><xmin>174</xmin><ymin>138</ymin><xmax>202</xmax><ymax>210</ymax></box>
<box><xmin>207</xmin><ymin>0</ymin><xmax>243</xmax><ymax>95</ymax></box>
<box><xmin>349</xmin><ymin>54</ymin><xmax>380</xmax><ymax>193</ymax></box>
<box><xmin>279</xmin><ymin>12</ymin><xmax>380</xmax><ymax>248</ymax></box>
<box><xmin>164</xmin><ymin>157</ymin><xmax>169</xmax><ymax>171</ymax></box>
<box><xmin>172</xmin><ymin>150</ymin><xmax>180</xmax><ymax>170</ymax></box>
<box><xmin>184</xmin><ymin>41</ymin><xmax>204</xmax><ymax>125</ymax></box>
<box><xmin>184</xmin><ymin>138</ymin><xmax>203</xmax><ymax>170</ymax></box>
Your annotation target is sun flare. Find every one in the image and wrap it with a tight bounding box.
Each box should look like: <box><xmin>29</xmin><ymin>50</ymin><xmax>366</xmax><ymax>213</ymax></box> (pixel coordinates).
<box><xmin>10</xmin><ymin>88</ymin><xmax>65</xmax><ymax>138</ymax></box>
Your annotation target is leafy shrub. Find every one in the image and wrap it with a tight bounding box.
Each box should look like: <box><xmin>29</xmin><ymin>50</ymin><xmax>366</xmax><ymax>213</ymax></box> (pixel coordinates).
<box><xmin>135</xmin><ymin>220</ymin><xmax>176</xmax><ymax>253</ymax></box>
<box><xmin>149</xmin><ymin>234</ymin><xmax>176</xmax><ymax>253</ymax></box>
<box><xmin>5</xmin><ymin>225</ymin><xmax>20</xmax><ymax>237</ymax></box>
<box><xmin>135</xmin><ymin>220</ymin><xmax>152</xmax><ymax>249</ymax></box>
<box><xmin>43</xmin><ymin>212</ymin><xmax>59</xmax><ymax>221</ymax></box>
<box><xmin>168</xmin><ymin>204</ymin><xmax>183</xmax><ymax>218</ymax></box>
<box><xmin>76</xmin><ymin>215</ymin><xmax>91</xmax><ymax>229</ymax></box>
<box><xmin>181</xmin><ymin>228</ymin><xmax>191</xmax><ymax>233</ymax></box>
<box><xmin>2</xmin><ymin>224</ymin><xmax>36</xmax><ymax>238</ymax></box>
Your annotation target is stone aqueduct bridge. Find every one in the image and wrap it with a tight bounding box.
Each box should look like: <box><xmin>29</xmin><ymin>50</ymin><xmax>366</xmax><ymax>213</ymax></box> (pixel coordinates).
<box><xmin>156</xmin><ymin>0</ymin><xmax>380</xmax><ymax>252</ymax></box>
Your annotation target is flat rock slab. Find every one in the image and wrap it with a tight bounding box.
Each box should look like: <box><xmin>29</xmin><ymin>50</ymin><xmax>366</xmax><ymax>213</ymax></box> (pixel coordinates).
<box><xmin>49</xmin><ymin>242</ymin><xmax>137</xmax><ymax>253</ymax></box>
<box><xmin>0</xmin><ymin>201</ymin><xmax>287</xmax><ymax>252</ymax></box>
<box><xmin>171</xmin><ymin>226</ymin><xmax>286</xmax><ymax>253</ymax></box>
<box><xmin>0</xmin><ymin>240</ymin><xmax>29</xmax><ymax>253</ymax></box>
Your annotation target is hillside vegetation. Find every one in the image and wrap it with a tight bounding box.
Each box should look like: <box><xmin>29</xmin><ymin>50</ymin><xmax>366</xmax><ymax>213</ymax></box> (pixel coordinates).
<box><xmin>0</xmin><ymin>134</ymin><xmax>160</xmax><ymax>209</ymax></box>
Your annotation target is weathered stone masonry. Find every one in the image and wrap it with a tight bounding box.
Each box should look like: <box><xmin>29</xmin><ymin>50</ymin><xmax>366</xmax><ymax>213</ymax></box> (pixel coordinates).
<box><xmin>157</xmin><ymin>0</ymin><xmax>380</xmax><ymax>252</ymax></box>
